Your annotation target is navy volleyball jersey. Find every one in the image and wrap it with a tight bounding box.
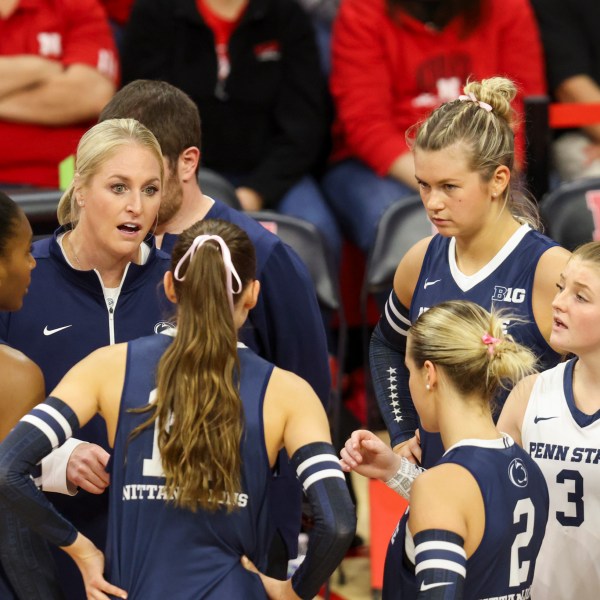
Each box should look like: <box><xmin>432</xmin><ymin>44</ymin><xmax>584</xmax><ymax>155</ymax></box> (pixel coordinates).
<box><xmin>383</xmin><ymin>437</ymin><xmax>549</xmax><ymax>600</ymax></box>
<box><xmin>411</xmin><ymin>225</ymin><xmax>561</xmax><ymax>466</ymax></box>
<box><xmin>106</xmin><ymin>333</ymin><xmax>274</xmax><ymax>599</ymax></box>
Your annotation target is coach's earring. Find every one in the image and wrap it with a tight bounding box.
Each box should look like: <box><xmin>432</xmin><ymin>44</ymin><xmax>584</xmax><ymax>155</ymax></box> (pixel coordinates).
<box><xmin>78</xmin><ymin>197</ymin><xmax>85</xmax><ymax>207</ymax></box>
<box><xmin>425</xmin><ymin>384</ymin><xmax>430</xmax><ymax>390</ymax></box>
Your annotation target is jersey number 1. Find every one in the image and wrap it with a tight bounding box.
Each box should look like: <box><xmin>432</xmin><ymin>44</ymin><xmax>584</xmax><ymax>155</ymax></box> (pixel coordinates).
<box><xmin>141</xmin><ymin>389</ymin><xmax>166</xmax><ymax>478</ymax></box>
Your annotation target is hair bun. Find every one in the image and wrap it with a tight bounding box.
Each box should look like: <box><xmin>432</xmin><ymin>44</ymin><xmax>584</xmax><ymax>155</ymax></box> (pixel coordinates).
<box><xmin>463</xmin><ymin>77</ymin><xmax>517</xmax><ymax>127</ymax></box>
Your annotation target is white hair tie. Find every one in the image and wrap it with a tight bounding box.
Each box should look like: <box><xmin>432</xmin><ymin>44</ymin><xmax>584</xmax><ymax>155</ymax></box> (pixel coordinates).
<box><xmin>173</xmin><ymin>235</ymin><xmax>242</xmax><ymax>313</ymax></box>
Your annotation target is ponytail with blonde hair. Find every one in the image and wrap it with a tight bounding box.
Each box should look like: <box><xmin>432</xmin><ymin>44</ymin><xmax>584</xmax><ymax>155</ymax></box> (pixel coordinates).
<box><xmin>409</xmin><ymin>300</ymin><xmax>537</xmax><ymax>409</ymax></box>
<box><xmin>57</xmin><ymin>118</ymin><xmax>164</xmax><ymax>226</ymax></box>
<box><xmin>131</xmin><ymin>219</ymin><xmax>256</xmax><ymax>512</ymax></box>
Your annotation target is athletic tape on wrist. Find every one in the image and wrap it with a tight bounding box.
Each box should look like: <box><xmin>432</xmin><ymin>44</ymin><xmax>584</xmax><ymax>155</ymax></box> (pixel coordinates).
<box><xmin>385</xmin><ymin>457</ymin><xmax>426</xmax><ymax>499</ymax></box>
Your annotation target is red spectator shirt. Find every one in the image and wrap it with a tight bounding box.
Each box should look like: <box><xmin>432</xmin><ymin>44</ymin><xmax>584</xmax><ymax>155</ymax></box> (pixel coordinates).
<box><xmin>100</xmin><ymin>0</ymin><xmax>134</xmax><ymax>25</ymax></box>
<box><xmin>330</xmin><ymin>0</ymin><xmax>546</xmax><ymax>172</ymax></box>
<box><xmin>0</xmin><ymin>0</ymin><xmax>119</xmax><ymax>186</ymax></box>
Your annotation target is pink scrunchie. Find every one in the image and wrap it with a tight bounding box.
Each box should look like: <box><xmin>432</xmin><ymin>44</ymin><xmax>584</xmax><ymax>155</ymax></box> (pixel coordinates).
<box><xmin>481</xmin><ymin>332</ymin><xmax>501</xmax><ymax>355</ymax></box>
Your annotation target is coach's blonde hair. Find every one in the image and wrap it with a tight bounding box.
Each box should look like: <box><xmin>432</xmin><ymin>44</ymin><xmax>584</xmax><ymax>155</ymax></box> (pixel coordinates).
<box><xmin>408</xmin><ymin>77</ymin><xmax>540</xmax><ymax>229</ymax></box>
<box><xmin>57</xmin><ymin>119</ymin><xmax>164</xmax><ymax>226</ymax></box>
<box><xmin>409</xmin><ymin>300</ymin><xmax>537</xmax><ymax>408</ymax></box>
<box><xmin>131</xmin><ymin>219</ymin><xmax>256</xmax><ymax>512</ymax></box>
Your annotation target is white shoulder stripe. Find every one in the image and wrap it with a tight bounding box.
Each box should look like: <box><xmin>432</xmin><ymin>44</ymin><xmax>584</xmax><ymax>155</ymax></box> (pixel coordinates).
<box><xmin>296</xmin><ymin>453</ymin><xmax>340</xmax><ymax>476</ymax></box>
<box><xmin>415</xmin><ymin>540</ymin><xmax>467</xmax><ymax>558</ymax></box>
<box><xmin>35</xmin><ymin>404</ymin><xmax>73</xmax><ymax>439</ymax></box>
<box><xmin>416</xmin><ymin>558</ymin><xmax>467</xmax><ymax>578</ymax></box>
<box><xmin>385</xmin><ymin>302</ymin><xmax>409</xmax><ymax>336</ymax></box>
<box><xmin>21</xmin><ymin>415</ymin><xmax>59</xmax><ymax>448</ymax></box>
<box><xmin>302</xmin><ymin>469</ymin><xmax>346</xmax><ymax>490</ymax></box>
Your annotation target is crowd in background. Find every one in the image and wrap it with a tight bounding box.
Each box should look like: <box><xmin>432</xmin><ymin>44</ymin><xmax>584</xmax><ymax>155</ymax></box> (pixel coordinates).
<box><xmin>0</xmin><ymin>1</ymin><xmax>599</xmax><ymax>599</ymax></box>
<box><xmin>0</xmin><ymin>0</ymin><xmax>598</xmax><ymax>265</ymax></box>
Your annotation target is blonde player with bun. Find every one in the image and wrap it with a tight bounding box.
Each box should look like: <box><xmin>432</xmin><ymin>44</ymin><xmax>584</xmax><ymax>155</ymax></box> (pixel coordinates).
<box><xmin>342</xmin><ymin>300</ymin><xmax>549</xmax><ymax>599</ymax></box>
<box><xmin>369</xmin><ymin>76</ymin><xmax>570</xmax><ymax>468</ymax></box>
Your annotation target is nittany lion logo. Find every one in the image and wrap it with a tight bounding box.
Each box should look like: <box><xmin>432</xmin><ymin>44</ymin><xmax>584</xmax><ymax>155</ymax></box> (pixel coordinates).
<box><xmin>154</xmin><ymin>321</ymin><xmax>175</xmax><ymax>334</ymax></box>
<box><xmin>508</xmin><ymin>458</ymin><xmax>529</xmax><ymax>488</ymax></box>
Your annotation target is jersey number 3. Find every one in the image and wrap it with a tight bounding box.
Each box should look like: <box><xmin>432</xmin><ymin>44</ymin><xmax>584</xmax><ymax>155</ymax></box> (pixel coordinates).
<box><xmin>556</xmin><ymin>469</ymin><xmax>584</xmax><ymax>527</ymax></box>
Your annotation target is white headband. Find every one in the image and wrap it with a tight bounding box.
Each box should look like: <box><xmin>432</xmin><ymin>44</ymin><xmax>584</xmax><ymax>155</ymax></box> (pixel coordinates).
<box><xmin>173</xmin><ymin>234</ymin><xmax>242</xmax><ymax>313</ymax></box>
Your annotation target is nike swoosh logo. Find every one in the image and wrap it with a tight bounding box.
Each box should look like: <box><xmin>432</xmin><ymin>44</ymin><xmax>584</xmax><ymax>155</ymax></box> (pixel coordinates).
<box><xmin>424</xmin><ymin>279</ymin><xmax>441</xmax><ymax>289</ymax></box>
<box><xmin>43</xmin><ymin>325</ymin><xmax>73</xmax><ymax>336</ymax></box>
<box><xmin>420</xmin><ymin>581</ymin><xmax>453</xmax><ymax>591</ymax></box>
<box><xmin>534</xmin><ymin>416</ymin><xmax>558</xmax><ymax>424</ymax></box>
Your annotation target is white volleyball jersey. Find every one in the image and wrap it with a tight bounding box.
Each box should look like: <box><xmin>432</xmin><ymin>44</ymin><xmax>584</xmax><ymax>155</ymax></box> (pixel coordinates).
<box><xmin>522</xmin><ymin>358</ymin><xmax>600</xmax><ymax>600</ymax></box>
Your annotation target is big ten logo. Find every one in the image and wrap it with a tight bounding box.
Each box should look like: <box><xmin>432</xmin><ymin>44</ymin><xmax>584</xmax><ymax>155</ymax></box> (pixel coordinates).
<box><xmin>586</xmin><ymin>190</ymin><xmax>600</xmax><ymax>241</ymax></box>
<box><xmin>491</xmin><ymin>286</ymin><xmax>526</xmax><ymax>303</ymax></box>
<box><xmin>37</xmin><ymin>33</ymin><xmax>62</xmax><ymax>57</ymax></box>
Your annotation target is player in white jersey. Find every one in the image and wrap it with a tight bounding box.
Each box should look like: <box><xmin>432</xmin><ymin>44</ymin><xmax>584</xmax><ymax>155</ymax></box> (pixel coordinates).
<box><xmin>499</xmin><ymin>241</ymin><xmax>600</xmax><ymax>600</ymax></box>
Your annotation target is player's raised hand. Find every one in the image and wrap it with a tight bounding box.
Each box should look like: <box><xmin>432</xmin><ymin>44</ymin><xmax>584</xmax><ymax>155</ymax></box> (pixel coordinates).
<box><xmin>340</xmin><ymin>429</ymin><xmax>401</xmax><ymax>481</ymax></box>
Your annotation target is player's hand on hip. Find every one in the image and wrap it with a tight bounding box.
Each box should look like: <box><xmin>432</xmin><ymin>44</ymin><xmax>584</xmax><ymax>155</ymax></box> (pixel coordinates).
<box><xmin>241</xmin><ymin>556</ymin><xmax>301</xmax><ymax>600</ymax></box>
<box><xmin>67</xmin><ymin>443</ymin><xmax>110</xmax><ymax>494</ymax></box>
<box><xmin>63</xmin><ymin>534</ymin><xmax>127</xmax><ymax>599</ymax></box>
<box><xmin>340</xmin><ymin>429</ymin><xmax>401</xmax><ymax>481</ymax></box>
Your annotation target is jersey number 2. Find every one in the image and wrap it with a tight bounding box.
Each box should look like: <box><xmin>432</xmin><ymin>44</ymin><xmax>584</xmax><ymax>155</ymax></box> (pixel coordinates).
<box><xmin>509</xmin><ymin>498</ymin><xmax>534</xmax><ymax>587</ymax></box>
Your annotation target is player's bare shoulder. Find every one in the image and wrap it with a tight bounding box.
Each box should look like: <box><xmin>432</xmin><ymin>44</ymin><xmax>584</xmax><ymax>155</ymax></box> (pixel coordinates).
<box><xmin>0</xmin><ymin>344</ymin><xmax>43</xmax><ymax>398</ymax></box>
<box><xmin>0</xmin><ymin>345</ymin><xmax>44</xmax><ymax>438</ymax></box>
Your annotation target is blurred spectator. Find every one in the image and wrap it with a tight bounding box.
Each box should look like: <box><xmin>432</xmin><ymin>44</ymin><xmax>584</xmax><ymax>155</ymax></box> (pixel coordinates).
<box><xmin>531</xmin><ymin>0</ymin><xmax>600</xmax><ymax>183</ymax></box>
<box><xmin>99</xmin><ymin>0</ymin><xmax>134</xmax><ymax>53</ymax></box>
<box><xmin>296</xmin><ymin>0</ymin><xmax>339</xmax><ymax>75</ymax></box>
<box><xmin>322</xmin><ymin>0</ymin><xmax>546</xmax><ymax>259</ymax></box>
<box><xmin>122</xmin><ymin>0</ymin><xmax>342</xmax><ymax>266</ymax></box>
<box><xmin>100</xmin><ymin>0</ymin><xmax>133</xmax><ymax>25</ymax></box>
<box><xmin>0</xmin><ymin>0</ymin><xmax>118</xmax><ymax>188</ymax></box>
